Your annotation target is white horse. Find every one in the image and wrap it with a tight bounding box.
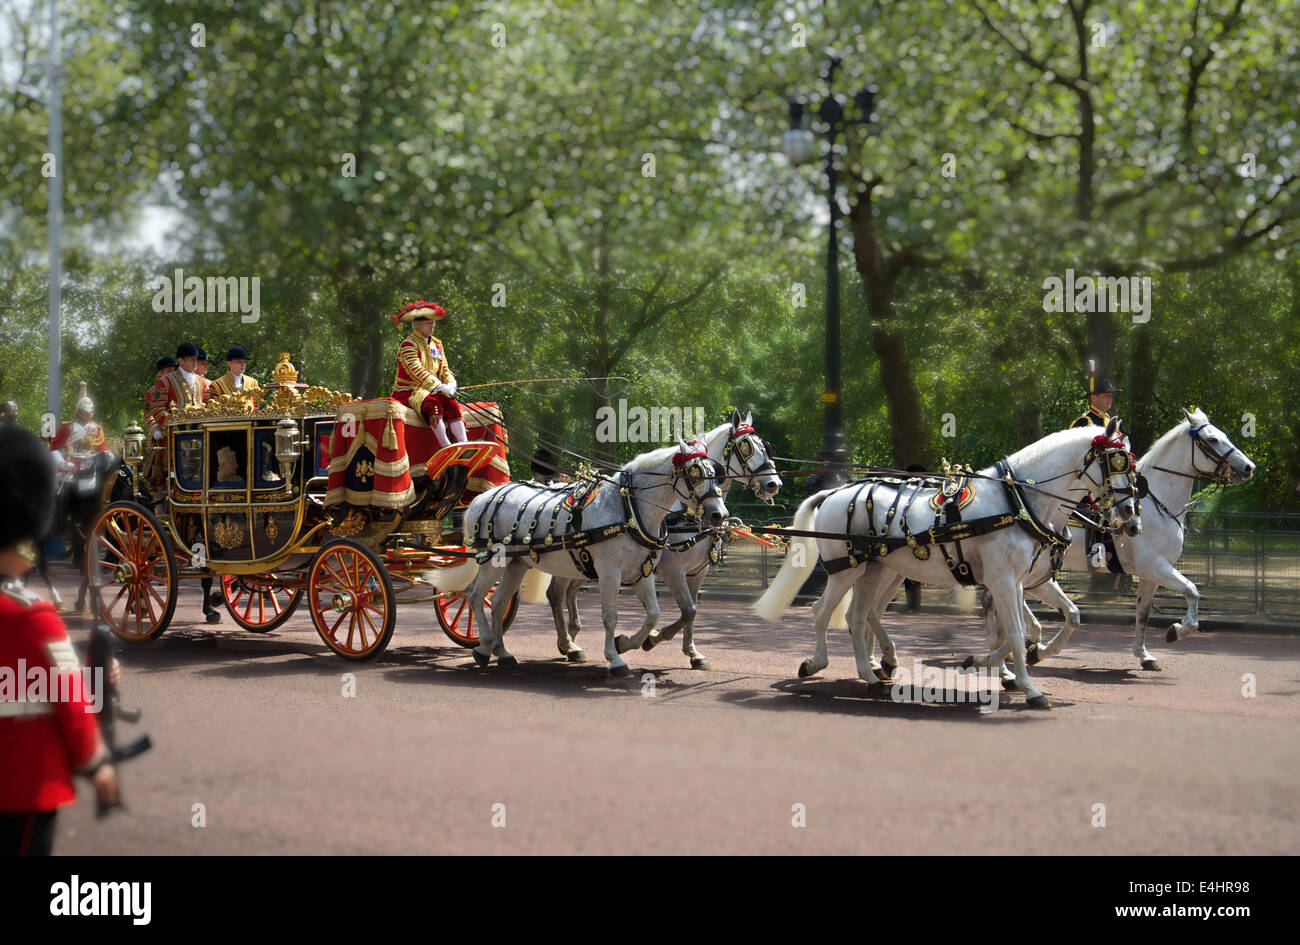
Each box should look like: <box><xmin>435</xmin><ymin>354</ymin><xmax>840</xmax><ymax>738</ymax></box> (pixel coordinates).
<box><xmin>755</xmin><ymin>419</ymin><xmax>1141</xmax><ymax>708</ymax></box>
<box><xmin>984</xmin><ymin>408</ymin><xmax>1255</xmax><ymax>671</ymax></box>
<box><xmin>464</xmin><ymin>440</ymin><xmax>728</xmax><ymax>677</ymax></box>
<box><xmin>544</xmin><ymin>410</ymin><xmax>783</xmax><ymax>670</ymax></box>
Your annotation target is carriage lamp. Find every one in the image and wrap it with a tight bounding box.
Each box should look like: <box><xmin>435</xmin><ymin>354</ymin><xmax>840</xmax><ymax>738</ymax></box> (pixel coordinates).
<box><xmin>275</xmin><ymin>417</ymin><xmax>301</xmax><ymax>487</ymax></box>
<box><xmin>123</xmin><ymin>422</ymin><xmax>145</xmax><ymax>467</ymax></box>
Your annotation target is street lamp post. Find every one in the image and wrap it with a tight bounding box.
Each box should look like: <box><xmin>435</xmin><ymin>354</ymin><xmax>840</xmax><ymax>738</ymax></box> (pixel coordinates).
<box><xmin>783</xmin><ymin>55</ymin><xmax>876</xmax><ymax>484</ymax></box>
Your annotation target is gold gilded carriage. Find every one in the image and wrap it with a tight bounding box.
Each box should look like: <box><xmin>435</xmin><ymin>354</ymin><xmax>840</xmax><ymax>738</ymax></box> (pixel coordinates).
<box><xmin>91</xmin><ymin>353</ymin><xmax>518</xmax><ymax>660</ymax></box>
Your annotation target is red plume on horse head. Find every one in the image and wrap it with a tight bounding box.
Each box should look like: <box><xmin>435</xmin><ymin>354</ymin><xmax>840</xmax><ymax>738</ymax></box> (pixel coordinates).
<box><xmin>391</xmin><ymin>300</ymin><xmax>447</xmax><ymax>325</ymax></box>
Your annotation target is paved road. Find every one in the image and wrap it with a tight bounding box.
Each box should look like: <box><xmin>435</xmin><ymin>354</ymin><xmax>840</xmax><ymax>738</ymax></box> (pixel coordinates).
<box><xmin>43</xmin><ymin>568</ymin><xmax>1299</xmax><ymax>855</ymax></box>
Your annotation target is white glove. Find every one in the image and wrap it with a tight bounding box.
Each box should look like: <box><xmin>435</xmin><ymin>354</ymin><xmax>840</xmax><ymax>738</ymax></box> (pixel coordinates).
<box><xmin>153</xmin><ymin>429</ymin><xmax>163</xmax><ymax>441</ymax></box>
<box><xmin>434</xmin><ymin>383</ymin><xmax>452</xmax><ymax>397</ymax></box>
<box><xmin>444</xmin><ymin>379</ymin><xmax>457</xmax><ymax>396</ymax></box>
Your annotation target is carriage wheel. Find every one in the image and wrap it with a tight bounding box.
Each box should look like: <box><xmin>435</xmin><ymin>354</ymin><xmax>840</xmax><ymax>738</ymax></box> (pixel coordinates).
<box><xmin>307</xmin><ymin>539</ymin><xmax>396</xmax><ymax>661</ymax></box>
<box><xmin>222</xmin><ymin>574</ymin><xmax>304</xmax><ymax>633</ymax></box>
<box><xmin>87</xmin><ymin>500</ymin><xmax>178</xmax><ymax>644</ymax></box>
<box><xmin>434</xmin><ymin>588</ymin><xmax>520</xmax><ymax>648</ymax></box>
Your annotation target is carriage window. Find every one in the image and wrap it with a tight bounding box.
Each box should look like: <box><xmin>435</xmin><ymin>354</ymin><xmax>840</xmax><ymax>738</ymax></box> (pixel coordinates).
<box><xmin>174</xmin><ymin>434</ymin><xmax>203</xmax><ymax>491</ymax></box>
<box><xmin>209</xmin><ymin>431</ymin><xmax>248</xmax><ymax>488</ymax></box>
<box><xmin>254</xmin><ymin>430</ymin><xmax>284</xmax><ymax>488</ymax></box>
<box><xmin>314</xmin><ymin>423</ymin><xmax>334</xmax><ymax>476</ymax></box>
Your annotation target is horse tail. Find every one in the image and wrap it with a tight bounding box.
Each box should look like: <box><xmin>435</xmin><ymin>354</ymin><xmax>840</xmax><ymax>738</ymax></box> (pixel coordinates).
<box><xmin>754</xmin><ymin>489</ymin><xmax>834</xmax><ymax>621</ymax></box>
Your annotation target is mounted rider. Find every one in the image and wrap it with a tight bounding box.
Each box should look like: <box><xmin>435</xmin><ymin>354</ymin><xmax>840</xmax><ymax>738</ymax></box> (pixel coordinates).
<box><xmin>49</xmin><ymin>383</ymin><xmax>108</xmax><ymax>484</ymax></box>
<box><xmin>210</xmin><ymin>345</ymin><xmax>260</xmax><ymax>396</ymax></box>
<box><xmin>390</xmin><ymin>300</ymin><xmax>468</xmax><ymax>449</ymax></box>
<box><xmin>1071</xmin><ymin>370</ymin><xmax>1119</xmax><ymax>431</ymax></box>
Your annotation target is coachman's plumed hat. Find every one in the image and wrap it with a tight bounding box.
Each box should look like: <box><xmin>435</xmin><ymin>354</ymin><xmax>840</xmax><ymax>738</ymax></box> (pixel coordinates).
<box><xmin>225</xmin><ymin>345</ymin><xmax>250</xmax><ymax>362</ymax></box>
<box><xmin>176</xmin><ymin>342</ymin><xmax>200</xmax><ymax>359</ymax></box>
<box><xmin>391</xmin><ymin>300</ymin><xmax>447</xmax><ymax>325</ymax></box>
<box><xmin>0</xmin><ymin>426</ymin><xmax>56</xmax><ymax>549</ymax></box>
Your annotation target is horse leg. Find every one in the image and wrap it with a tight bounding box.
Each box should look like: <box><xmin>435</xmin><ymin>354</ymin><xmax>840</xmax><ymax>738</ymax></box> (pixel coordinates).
<box><xmin>866</xmin><ymin>569</ymin><xmax>906</xmax><ymax>679</ymax></box>
<box><xmin>798</xmin><ymin>569</ymin><xmax>855</xmax><ymax>678</ymax></box>
<box><xmin>548</xmin><ymin>577</ymin><xmax>584</xmax><ymax>661</ymax></box>
<box><xmin>846</xmin><ymin>567</ymin><xmax>888</xmax><ymax>685</ymax></box>
<box><xmin>981</xmin><ymin>578</ymin><xmax>1049</xmax><ymax>708</ymax></box>
<box><xmin>978</xmin><ymin>589</ymin><xmax>1015</xmax><ymax>684</ymax></box>
<box><xmin>678</xmin><ymin>568</ymin><xmax>710</xmax><ymax>669</ymax></box>
<box><xmin>600</xmin><ymin>572</ymin><xmax>631</xmax><ymax>678</ymax></box>
<box><xmin>1029</xmin><ymin>580</ymin><xmax>1081</xmax><ymax>663</ymax></box>
<box><xmin>566</xmin><ymin>580</ymin><xmax>582</xmax><ymax>640</ymax></box>
<box><xmin>1131</xmin><ymin>578</ymin><xmax>1162</xmax><ymax>670</ymax></box>
<box><xmin>485</xmin><ymin>561</ymin><xmax>527</xmax><ymax>666</ymax></box>
<box><xmin>616</xmin><ymin>573</ymin><xmax>660</xmax><ymax>655</ymax></box>
<box><xmin>470</xmin><ymin>562</ymin><xmax>507</xmax><ymax>668</ymax></box>
<box><xmin>1153</xmin><ymin>564</ymin><xmax>1200</xmax><ymax>644</ymax></box>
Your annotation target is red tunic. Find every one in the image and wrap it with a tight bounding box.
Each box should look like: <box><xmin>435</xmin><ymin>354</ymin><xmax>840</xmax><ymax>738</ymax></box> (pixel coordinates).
<box><xmin>49</xmin><ymin>421</ymin><xmax>108</xmax><ymax>454</ymax></box>
<box><xmin>391</xmin><ymin>332</ymin><xmax>461</xmax><ymax>421</ymax></box>
<box><xmin>0</xmin><ymin>581</ymin><xmax>104</xmax><ymax>813</ymax></box>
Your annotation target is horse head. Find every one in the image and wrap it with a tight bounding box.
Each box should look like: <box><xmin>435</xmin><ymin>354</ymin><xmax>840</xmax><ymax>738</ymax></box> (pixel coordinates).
<box><xmin>674</xmin><ymin>439</ymin><xmax>728</xmax><ymax>528</ymax></box>
<box><xmin>1092</xmin><ymin>417</ymin><xmax>1142</xmax><ymax>537</ymax></box>
<box><xmin>1180</xmin><ymin>407</ymin><xmax>1256</xmax><ymax>484</ymax></box>
<box><xmin>723</xmin><ymin>409</ymin><xmax>782</xmax><ymax>504</ymax></box>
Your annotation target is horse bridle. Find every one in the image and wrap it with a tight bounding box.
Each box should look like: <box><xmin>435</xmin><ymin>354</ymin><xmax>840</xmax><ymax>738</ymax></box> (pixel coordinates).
<box><xmin>1171</xmin><ymin>422</ymin><xmax>1239</xmax><ymax>485</ymax></box>
<box><xmin>669</xmin><ymin>442</ymin><xmax>724</xmax><ymax>511</ymax></box>
<box><xmin>722</xmin><ymin>425</ymin><xmax>778</xmax><ymax>500</ymax></box>
<box><xmin>1076</xmin><ymin>435</ymin><xmax>1140</xmax><ymax>518</ymax></box>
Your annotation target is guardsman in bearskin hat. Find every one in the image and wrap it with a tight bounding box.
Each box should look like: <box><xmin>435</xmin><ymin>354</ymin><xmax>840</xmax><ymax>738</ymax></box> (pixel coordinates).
<box><xmin>390</xmin><ymin>301</ymin><xmax>468</xmax><ymax>448</ymax></box>
<box><xmin>49</xmin><ymin>382</ymin><xmax>108</xmax><ymax>480</ymax></box>
<box><xmin>211</xmin><ymin>345</ymin><xmax>260</xmax><ymax>396</ymax></box>
<box><xmin>0</xmin><ymin>425</ymin><xmax>118</xmax><ymax>855</ymax></box>
<box><xmin>1072</xmin><ymin>368</ymin><xmax>1120</xmax><ymax>429</ymax></box>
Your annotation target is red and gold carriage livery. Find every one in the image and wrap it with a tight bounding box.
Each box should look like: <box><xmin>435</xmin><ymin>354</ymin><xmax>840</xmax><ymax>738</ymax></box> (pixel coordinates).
<box><xmin>88</xmin><ymin>353</ymin><xmax>517</xmax><ymax>661</ymax></box>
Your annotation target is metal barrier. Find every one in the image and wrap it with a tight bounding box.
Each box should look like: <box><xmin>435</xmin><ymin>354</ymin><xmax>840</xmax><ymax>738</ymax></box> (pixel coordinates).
<box><xmin>709</xmin><ymin>504</ymin><xmax>1300</xmax><ymax>624</ymax></box>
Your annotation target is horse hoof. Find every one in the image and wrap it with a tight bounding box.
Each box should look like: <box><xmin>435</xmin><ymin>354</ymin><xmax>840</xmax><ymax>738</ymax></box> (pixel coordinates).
<box><xmin>1141</xmin><ymin>659</ymin><xmax>1163</xmax><ymax>671</ymax></box>
<box><xmin>1166</xmin><ymin>627</ymin><xmax>1179</xmax><ymax>643</ymax></box>
<box><xmin>205</xmin><ymin>611</ymin><xmax>221</xmax><ymax>625</ymax></box>
<box><xmin>1026</xmin><ymin>694</ymin><xmax>1052</xmax><ymax>709</ymax></box>
<box><xmin>641</xmin><ymin>633</ymin><xmax>658</xmax><ymax>652</ymax></box>
<box><xmin>690</xmin><ymin>657</ymin><xmax>710</xmax><ymax>671</ymax></box>
<box><xmin>472</xmin><ymin>650</ymin><xmax>490</xmax><ymax>668</ymax></box>
<box><xmin>1002</xmin><ymin>678</ymin><xmax>1019</xmax><ymax>692</ymax></box>
<box><xmin>614</xmin><ymin>634</ymin><xmax>632</xmax><ymax>654</ymax></box>
<box><xmin>499</xmin><ymin>655</ymin><xmax>519</xmax><ymax>670</ymax></box>
<box><xmin>961</xmin><ymin>655</ymin><xmax>975</xmax><ymax>670</ymax></box>
<box><xmin>880</xmin><ymin>659</ymin><xmax>897</xmax><ymax>679</ymax></box>
<box><xmin>567</xmin><ymin>649</ymin><xmax>586</xmax><ymax>663</ymax></box>
<box><xmin>798</xmin><ymin>661</ymin><xmax>814</xmax><ymax>678</ymax></box>
<box><xmin>1026</xmin><ymin>643</ymin><xmax>1041</xmax><ymax>665</ymax></box>
<box><xmin>608</xmin><ymin>664</ymin><xmax>633</xmax><ymax>679</ymax></box>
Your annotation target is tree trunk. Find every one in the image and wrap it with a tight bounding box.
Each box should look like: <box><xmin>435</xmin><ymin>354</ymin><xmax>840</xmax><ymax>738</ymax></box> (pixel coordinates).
<box><xmin>848</xmin><ymin>194</ymin><xmax>933</xmax><ymax>469</ymax></box>
<box><xmin>1126</xmin><ymin>322</ymin><xmax>1157</xmax><ymax>453</ymax></box>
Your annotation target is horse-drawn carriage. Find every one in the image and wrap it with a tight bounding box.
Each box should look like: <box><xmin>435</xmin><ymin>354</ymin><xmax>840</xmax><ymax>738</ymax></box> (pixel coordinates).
<box><xmin>88</xmin><ymin>354</ymin><xmax>518</xmax><ymax>660</ymax></box>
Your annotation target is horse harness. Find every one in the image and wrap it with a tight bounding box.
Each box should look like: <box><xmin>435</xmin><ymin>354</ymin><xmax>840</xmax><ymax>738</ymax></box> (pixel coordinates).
<box><xmin>817</xmin><ymin>437</ymin><xmax>1133</xmax><ymax>586</ymax></box>
<box><xmin>468</xmin><ymin>449</ymin><xmax>721</xmax><ymax>584</ymax></box>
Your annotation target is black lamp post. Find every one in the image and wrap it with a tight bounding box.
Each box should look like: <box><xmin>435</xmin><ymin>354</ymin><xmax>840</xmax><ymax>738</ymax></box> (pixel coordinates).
<box><xmin>783</xmin><ymin>55</ymin><xmax>877</xmax><ymax>484</ymax></box>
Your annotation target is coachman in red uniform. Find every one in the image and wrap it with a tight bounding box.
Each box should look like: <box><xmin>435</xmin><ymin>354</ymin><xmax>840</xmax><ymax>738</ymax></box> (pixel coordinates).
<box><xmin>0</xmin><ymin>426</ymin><xmax>117</xmax><ymax>855</ymax></box>
<box><xmin>389</xmin><ymin>300</ymin><xmax>468</xmax><ymax>449</ymax></box>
